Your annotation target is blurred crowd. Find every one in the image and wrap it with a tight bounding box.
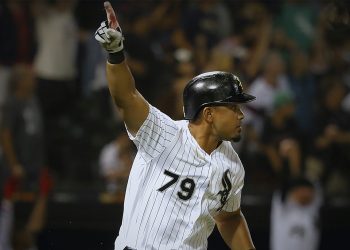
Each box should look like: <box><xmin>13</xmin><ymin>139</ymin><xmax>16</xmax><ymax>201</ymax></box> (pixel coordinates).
<box><xmin>0</xmin><ymin>0</ymin><xmax>350</xmax><ymax>206</ymax></box>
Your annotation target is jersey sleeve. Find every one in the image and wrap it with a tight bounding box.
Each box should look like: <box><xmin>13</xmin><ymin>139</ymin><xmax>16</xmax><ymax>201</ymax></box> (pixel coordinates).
<box><xmin>222</xmin><ymin>161</ymin><xmax>245</xmax><ymax>212</ymax></box>
<box><xmin>125</xmin><ymin>104</ymin><xmax>178</xmax><ymax>162</ymax></box>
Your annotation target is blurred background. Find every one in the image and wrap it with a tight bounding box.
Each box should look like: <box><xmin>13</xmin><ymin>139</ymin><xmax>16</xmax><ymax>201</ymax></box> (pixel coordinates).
<box><xmin>0</xmin><ymin>0</ymin><xmax>349</xmax><ymax>249</ymax></box>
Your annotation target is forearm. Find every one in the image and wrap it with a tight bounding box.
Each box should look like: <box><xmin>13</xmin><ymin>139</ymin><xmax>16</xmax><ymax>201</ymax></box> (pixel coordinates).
<box><xmin>26</xmin><ymin>196</ymin><xmax>48</xmax><ymax>233</ymax></box>
<box><xmin>106</xmin><ymin>60</ymin><xmax>149</xmax><ymax>133</ymax></box>
<box><xmin>106</xmin><ymin>60</ymin><xmax>138</xmax><ymax>108</ymax></box>
<box><xmin>217</xmin><ymin>211</ymin><xmax>255</xmax><ymax>250</ymax></box>
<box><xmin>0</xmin><ymin>130</ymin><xmax>19</xmax><ymax>167</ymax></box>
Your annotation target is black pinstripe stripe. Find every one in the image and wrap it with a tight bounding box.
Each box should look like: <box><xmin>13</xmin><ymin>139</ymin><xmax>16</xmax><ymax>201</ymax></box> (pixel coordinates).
<box><xmin>134</xmin><ymin>135</ymin><xmax>183</xmax><ymax>245</ymax></box>
<box><xmin>177</xmin><ymin>129</ymin><xmax>212</xmax><ymax>249</ymax></box>
<box><xmin>148</xmin><ymin>111</ymin><xmax>177</xmax><ymax>134</ymax></box>
<box><xmin>133</xmin><ymin>106</ymin><xmax>177</xmax><ymax>165</ymax></box>
<box><xmin>178</xmin><ymin>156</ymin><xmax>211</xmax><ymax>248</ymax></box>
<box><xmin>230</xmin><ymin>160</ymin><xmax>244</xmax><ymax>211</ymax></box>
<box><xmin>190</xmin><ymin>149</ymin><xmax>219</xmax><ymax>248</ymax></box>
<box><xmin>207</xmin><ymin>157</ymin><xmax>219</xmax><ymax>211</ymax></box>
<box><xmin>221</xmin><ymin>145</ymin><xmax>231</xmax><ymax>211</ymax></box>
<box><xmin>138</xmin><ymin>135</ymin><xmax>163</xmax><ymax>154</ymax></box>
<box><xmin>148</xmin><ymin>137</ymin><xmax>191</xmax><ymax>247</ymax></box>
<box><xmin>227</xmin><ymin>147</ymin><xmax>236</xmax><ymax>211</ymax></box>
<box><xmin>224</xmin><ymin>146</ymin><xmax>244</xmax><ymax>212</ymax></box>
<box><xmin>207</xmin><ymin>155</ymin><xmax>222</xmax><ymax>210</ymax></box>
<box><xmin>158</xmin><ymin>150</ymin><xmax>195</xmax><ymax>248</ymax></box>
<box><xmin>126</xmin><ymin>107</ymin><xmax>178</xmax><ymax>242</ymax></box>
<box><xmin>136</xmin><ymin>136</ymin><xmax>187</xmax><ymax>246</ymax></box>
<box><xmin>135</xmin><ymin>112</ymin><xmax>177</xmax><ymax>160</ymax></box>
<box><xmin>162</xmin><ymin>147</ymin><xmax>203</xmax><ymax>247</ymax></box>
<box><xmin>144</xmin><ymin>122</ymin><xmax>177</xmax><ymax>137</ymax></box>
<box><xmin>218</xmin><ymin>145</ymin><xmax>232</xmax><ymax>211</ymax></box>
<box><xmin>228</xmin><ymin>149</ymin><xmax>239</xmax><ymax>211</ymax></box>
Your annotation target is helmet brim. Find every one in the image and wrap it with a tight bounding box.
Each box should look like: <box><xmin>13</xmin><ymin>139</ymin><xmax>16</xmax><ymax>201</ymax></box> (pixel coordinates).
<box><xmin>184</xmin><ymin>93</ymin><xmax>256</xmax><ymax>119</ymax></box>
<box><xmin>228</xmin><ymin>93</ymin><xmax>256</xmax><ymax>103</ymax></box>
<box><xmin>208</xmin><ymin>93</ymin><xmax>256</xmax><ymax>105</ymax></box>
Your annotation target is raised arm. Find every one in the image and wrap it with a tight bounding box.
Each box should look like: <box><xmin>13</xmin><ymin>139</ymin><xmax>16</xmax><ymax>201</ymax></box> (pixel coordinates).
<box><xmin>95</xmin><ymin>2</ymin><xmax>149</xmax><ymax>135</ymax></box>
<box><xmin>106</xmin><ymin>61</ymin><xmax>149</xmax><ymax>135</ymax></box>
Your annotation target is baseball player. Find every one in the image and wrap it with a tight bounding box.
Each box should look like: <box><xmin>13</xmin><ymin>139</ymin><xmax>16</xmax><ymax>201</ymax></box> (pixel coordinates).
<box><xmin>95</xmin><ymin>2</ymin><xmax>256</xmax><ymax>250</ymax></box>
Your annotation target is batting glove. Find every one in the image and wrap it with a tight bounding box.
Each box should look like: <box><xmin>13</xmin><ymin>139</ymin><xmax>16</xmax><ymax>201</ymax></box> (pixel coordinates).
<box><xmin>95</xmin><ymin>21</ymin><xmax>124</xmax><ymax>53</ymax></box>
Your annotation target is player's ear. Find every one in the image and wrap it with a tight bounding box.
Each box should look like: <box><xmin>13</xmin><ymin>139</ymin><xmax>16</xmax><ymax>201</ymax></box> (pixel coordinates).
<box><xmin>203</xmin><ymin>107</ymin><xmax>214</xmax><ymax>123</ymax></box>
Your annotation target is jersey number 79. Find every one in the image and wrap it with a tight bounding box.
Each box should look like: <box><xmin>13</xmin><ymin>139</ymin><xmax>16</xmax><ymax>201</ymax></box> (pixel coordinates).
<box><xmin>157</xmin><ymin>170</ymin><xmax>196</xmax><ymax>201</ymax></box>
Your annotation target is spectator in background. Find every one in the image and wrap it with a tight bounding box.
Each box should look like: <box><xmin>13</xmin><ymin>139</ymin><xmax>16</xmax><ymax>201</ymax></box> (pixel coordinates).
<box><xmin>99</xmin><ymin>132</ymin><xmax>135</xmax><ymax>194</ymax></box>
<box><xmin>169</xmin><ymin>0</ymin><xmax>233</xmax><ymax>71</ymax></box>
<box><xmin>314</xmin><ymin>78</ymin><xmax>350</xmax><ymax>194</ymax></box>
<box><xmin>288</xmin><ymin>49</ymin><xmax>316</xmax><ymax>139</ymax></box>
<box><xmin>0</xmin><ymin>64</ymin><xmax>53</xmax><ymax>250</ymax></box>
<box><xmin>246</xmin><ymin>50</ymin><xmax>291</xmax><ymax>136</ymax></box>
<box><xmin>211</xmin><ymin>2</ymin><xmax>272</xmax><ymax>82</ymax></box>
<box><xmin>0</xmin><ymin>0</ymin><xmax>36</xmax><ymax>125</ymax></box>
<box><xmin>321</xmin><ymin>1</ymin><xmax>350</xmax><ymax>84</ymax></box>
<box><xmin>32</xmin><ymin>0</ymin><xmax>78</xmax><ymax>178</ymax></box>
<box><xmin>270</xmin><ymin>177</ymin><xmax>322</xmax><ymax>250</ymax></box>
<box><xmin>274</xmin><ymin>0</ymin><xmax>317</xmax><ymax>53</ymax></box>
<box><xmin>261</xmin><ymin>92</ymin><xmax>302</xmax><ymax>178</ymax></box>
<box><xmin>0</xmin><ymin>65</ymin><xmax>45</xmax><ymax>186</ymax></box>
<box><xmin>236</xmin><ymin>1</ymin><xmax>272</xmax><ymax>81</ymax></box>
<box><xmin>80</xmin><ymin>29</ymin><xmax>109</xmax><ymax>98</ymax></box>
<box><xmin>121</xmin><ymin>7</ymin><xmax>163</xmax><ymax>103</ymax></box>
<box><xmin>0</xmin><ymin>169</ymin><xmax>52</xmax><ymax>250</ymax></box>
<box><xmin>157</xmin><ymin>48</ymin><xmax>196</xmax><ymax>120</ymax></box>
<box><xmin>204</xmin><ymin>46</ymin><xmax>235</xmax><ymax>73</ymax></box>
<box><xmin>179</xmin><ymin>0</ymin><xmax>232</xmax><ymax>50</ymax></box>
<box><xmin>81</xmin><ymin>39</ymin><xmax>115</xmax><ymax>121</ymax></box>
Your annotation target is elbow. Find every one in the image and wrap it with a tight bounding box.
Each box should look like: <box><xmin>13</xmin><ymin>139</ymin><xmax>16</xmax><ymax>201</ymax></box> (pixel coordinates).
<box><xmin>111</xmin><ymin>89</ymin><xmax>139</xmax><ymax>109</ymax></box>
<box><xmin>215</xmin><ymin>209</ymin><xmax>242</xmax><ymax>226</ymax></box>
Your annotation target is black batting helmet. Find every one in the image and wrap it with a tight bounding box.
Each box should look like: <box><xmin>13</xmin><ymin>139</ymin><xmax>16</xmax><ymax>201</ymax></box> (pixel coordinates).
<box><xmin>183</xmin><ymin>71</ymin><xmax>256</xmax><ymax>120</ymax></box>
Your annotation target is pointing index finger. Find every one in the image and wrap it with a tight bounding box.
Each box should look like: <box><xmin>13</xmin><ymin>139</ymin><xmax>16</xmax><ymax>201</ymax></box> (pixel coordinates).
<box><xmin>104</xmin><ymin>1</ymin><xmax>118</xmax><ymax>30</ymax></box>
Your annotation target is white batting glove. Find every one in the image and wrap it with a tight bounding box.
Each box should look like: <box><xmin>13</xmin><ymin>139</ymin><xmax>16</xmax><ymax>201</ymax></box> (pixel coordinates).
<box><xmin>95</xmin><ymin>21</ymin><xmax>124</xmax><ymax>53</ymax></box>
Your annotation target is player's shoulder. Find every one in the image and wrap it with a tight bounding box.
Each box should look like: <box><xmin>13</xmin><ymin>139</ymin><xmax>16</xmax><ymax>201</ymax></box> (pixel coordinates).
<box><xmin>149</xmin><ymin>105</ymin><xmax>185</xmax><ymax>135</ymax></box>
<box><xmin>221</xmin><ymin>141</ymin><xmax>244</xmax><ymax>167</ymax></box>
<box><xmin>151</xmin><ymin>105</ymin><xmax>176</xmax><ymax>123</ymax></box>
<box><xmin>222</xmin><ymin>141</ymin><xmax>239</xmax><ymax>156</ymax></box>
<box><xmin>174</xmin><ymin>119</ymin><xmax>188</xmax><ymax>129</ymax></box>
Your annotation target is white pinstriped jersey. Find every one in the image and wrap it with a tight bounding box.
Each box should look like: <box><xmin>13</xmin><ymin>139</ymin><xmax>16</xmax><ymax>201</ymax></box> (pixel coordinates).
<box><xmin>115</xmin><ymin>105</ymin><xmax>245</xmax><ymax>250</ymax></box>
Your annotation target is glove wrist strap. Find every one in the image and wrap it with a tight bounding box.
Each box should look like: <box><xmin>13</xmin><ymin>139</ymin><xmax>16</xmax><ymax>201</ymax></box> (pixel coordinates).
<box><xmin>108</xmin><ymin>50</ymin><xmax>125</xmax><ymax>64</ymax></box>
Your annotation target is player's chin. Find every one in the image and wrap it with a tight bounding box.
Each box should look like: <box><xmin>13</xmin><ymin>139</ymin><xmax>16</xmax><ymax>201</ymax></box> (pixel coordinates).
<box><xmin>223</xmin><ymin>133</ymin><xmax>241</xmax><ymax>142</ymax></box>
<box><xmin>222</xmin><ymin>129</ymin><xmax>241</xmax><ymax>142</ymax></box>
<box><xmin>231</xmin><ymin>134</ymin><xmax>241</xmax><ymax>142</ymax></box>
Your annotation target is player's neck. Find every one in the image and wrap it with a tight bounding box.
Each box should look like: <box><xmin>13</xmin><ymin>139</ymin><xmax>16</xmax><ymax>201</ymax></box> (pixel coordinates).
<box><xmin>188</xmin><ymin>123</ymin><xmax>221</xmax><ymax>155</ymax></box>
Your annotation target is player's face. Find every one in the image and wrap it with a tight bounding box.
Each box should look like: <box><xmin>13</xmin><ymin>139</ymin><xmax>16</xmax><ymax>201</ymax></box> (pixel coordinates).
<box><xmin>211</xmin><ymin>104</ymin><xmax>244</xmax><ymax>142</ymax></box>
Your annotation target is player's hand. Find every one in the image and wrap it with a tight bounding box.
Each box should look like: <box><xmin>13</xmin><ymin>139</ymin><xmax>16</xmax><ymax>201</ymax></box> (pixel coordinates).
<box><xmin>95</xmin><ymin>1</ymin><xmax>124</xmax><ymax>53</ymax></box>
